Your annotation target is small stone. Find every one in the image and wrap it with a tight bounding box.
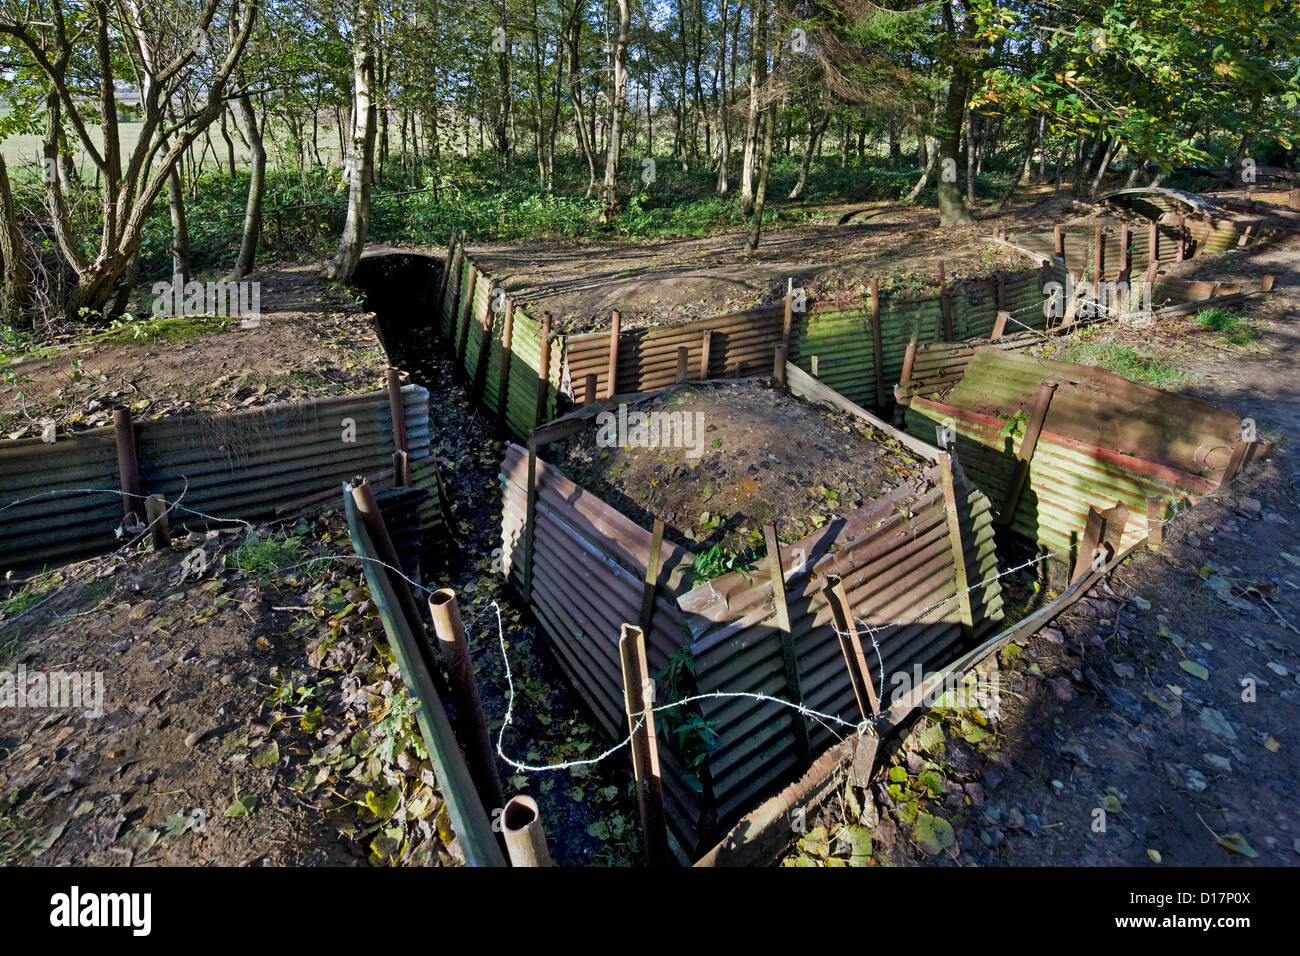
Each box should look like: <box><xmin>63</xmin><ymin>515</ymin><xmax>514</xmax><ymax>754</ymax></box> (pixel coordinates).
<box><xmin>1199</xmin><ymin>707</ymin><xmax>1238</xmax><ymax>741</ymax></box>
<box><xmin>184</xmin><ymin>729</ymin><xmax>212</xmax><ymax>748</ymax></box>
<box><xmin>1113</xmin><ymin>661</ymin><xmax>1135</xmax><ymax>679</ymax></box>
<box><xmin>1183</xmin><ymin>767</ymin><xmax>1209</xmax><ymax>792</ymax></box>
<box><xmin>1204</xmin><ymin>753</ymin><xmax>1232</xmax><ymax>773</ymax></box>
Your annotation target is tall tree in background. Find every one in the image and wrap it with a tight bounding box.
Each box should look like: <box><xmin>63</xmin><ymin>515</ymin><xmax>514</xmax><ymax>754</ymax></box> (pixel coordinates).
<box><xmin>329</xmin><ymin>0</ymin><xmax>379</xmax><ymax>281</ymax></box>
<box><xmin>600</xmin><ymin>0</ymin><xmax>630</xmax><ymax>221</ymax></box>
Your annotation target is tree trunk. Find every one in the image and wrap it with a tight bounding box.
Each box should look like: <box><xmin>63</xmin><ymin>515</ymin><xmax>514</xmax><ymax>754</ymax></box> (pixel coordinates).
<box><xmin>0</xmin><ymin>157</ymin><xmax>30</xmax><ymax>324</ymax></box>
<box><xmin>904</xmin><ymin>139</ymin><xmax>939</xmax><ymax>203</ymax></box>
<box><xmin>788</xmin><ymin>102</ymin><xmax>829</xmax><ymax>200</ymax></box>
<box><xmin>746</xmin><ymin>36</ymin><xmax>780</xmax><ymax>250</ymax></box>
<box><xmin>166</xmin><ymin>164</ymin><xmax>190</xmax><ymax>285</ymax></box>
<box><xmin>936</xmin><ymin>65</ymin><xmax>973</xmax><ymax>226</ymax></box>
<box><xmin>328</xmin><ymin>0</ymin><xmax>378</xmax><ymax>282</ymax></box>
<box><xmin>715</xmin><ymin>0</ymin><xmax>732</xmax><ymax>193</ymax></box>
<box><xmin>739</xmin><ymin>0</ymin><xmax>765</xmax><ymax>216</ymax></box>
<box><xmin>600</xmin><ymin>0</ymin><xmax>631</xmax><ymax>221</ymax></box>
<box><xmin>233</xmin><ymin>93</ymin><xmax>266</xmax><ymax>279</ymax></box>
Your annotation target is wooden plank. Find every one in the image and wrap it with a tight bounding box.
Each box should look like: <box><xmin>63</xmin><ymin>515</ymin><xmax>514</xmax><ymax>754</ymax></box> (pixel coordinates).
<box><xmin>763</xmin><ymin>522</ymin><xmax>812</xmax><ymax>767</ymax></box>
<box><xmin>620</xmin><ymin>624</ymin><xmax>671</xmax><ymax>867</ymax></box>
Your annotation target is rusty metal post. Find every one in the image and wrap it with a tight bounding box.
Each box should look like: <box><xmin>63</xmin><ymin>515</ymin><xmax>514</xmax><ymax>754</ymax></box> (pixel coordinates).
<box><xmin>1119</xmin><ymin>224</ymin><xmax>1131</xmax><ymax>279</ymax></box>
<box><xmin>534</xmin><ymin>312</ymin><xmax>552</xmax><ymax>427</ymax></box>
<box><xmin>145</xmin><ymin>494</ymin><xmax>170</xmax><ymax>550</ymax></box>
<box><xmin>700</xmin><ymin>330</ymin><xmax>713</xmax><ymax>379</ymax></box>
<box><xmin>392</xmin><ymin>450</ymin><xmax>410</xmax><ymax>487</ymax></box>
<box><xmin>522</xmin><ymin>439</ymin><xmax>540</xmax><ymax>602</ymax></box>
<box><xmin>112</xmin><ymin>405</ymin><xmax>143</xmax><ymax>523</ymax></box>
<box><xmin>764</xmin><ymin>523</ymin><xmax>811</xmax><ymax>766</ymax></box>
<box><xmin>898</xmin><ymin>340</ymin><xmax>918</xmax><ymax>398</ymax></box>
<box><xmin>502</xmin><ymin>796</ymin><xmax>553</xmax><ymax>867</ymax></box>
<box><xmin>583</xmin><ymin>372</ymin><xmax>598</xmax><ymax>406</ymax></box>
<box><xmin>773</xmin><ymin>344</ymin><xmax>787</xmax><ymax>391</ymax></box>
<box><xmin>386</xmin><ymin>367</ymin><xmax>409</xmax><ymax>455</ymax></box>
<box><xmin>676</xmin><ymin>345</ymin><xmax>689</xmax><ymax>383</ymax></box>
<box><xmin>998</xmin><ymin>380</ymin><xmax>1058</xmax><ymax>525</ymax></box>
<box><xmin>1093</xmin><ymin>226</ymin><xmax>1104</xmax><ymax>280</ymax></box>
<box><xmin>1053</xmin><ymin>224</ymin><xmax>1064</xmax><ymax>259</ymax></box>
<box><xmin>619</xmin><ymin>623</ymin><xmax>670</xmax><ymax>867</ymax></box>
<box><xmin>638</xmin><ymin>518</ymin><xmax>665</xmax><ymax>638</ymax></box>
<box><xmin>1148</xmin><ymin>220</ymin><xmax>1158</xmax><ymax>268</ymax></box>
<box><xmin>1177</xmin><ymin>215</ymin><xmax>1187</xmax><ymax>261</ymax></box>
<box><xmin>825</xmin><ymin>575</ymin><xmax>880</xmax><ymax>721</ymax></box>
<box><xmin>870</xmin><ymin>277</ymin><xmax>885</xmax><ymax>407</ymax></box>
<box><xmin>430</xmin><ymin>588</ymin><xmax>504</xmax><ymax>813</ymax></box>
<box><xmin>607</xmin><ymin>310</ymin><xmax>621</xmax><ymax>398</ymax></box>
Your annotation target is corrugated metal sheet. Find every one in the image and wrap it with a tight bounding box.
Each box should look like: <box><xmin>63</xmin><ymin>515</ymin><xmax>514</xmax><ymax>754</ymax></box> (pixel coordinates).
<box><xmin>497</xmin><ymin>411</ymin><xmax>1004</xmax><ymax>852</ymax></box>
<box><xmin>902</xmin><ymin>348</ymin><xmax>1242</xmax><ymax>559</ymax></box>
<box><xmin>1</xmin><ymin>386</ymin><xmax>435</xmax><ymax>574</ymax></box>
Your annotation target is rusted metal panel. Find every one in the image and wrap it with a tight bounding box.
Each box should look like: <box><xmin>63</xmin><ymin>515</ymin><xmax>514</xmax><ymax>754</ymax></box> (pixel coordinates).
<box><xmin>901</xmin><ymin>347</ymin><xmax>1246</xmax><ymax>560</ymax></box>
<box><xmin>497</xmin><ymin>402</ymin><xmax>1004</xmax><ymax>852</ymax></box>
<box><xmin>0</xmin><ymin>386</ymin><xmax>432</xmax><ymax>574</ymax></box>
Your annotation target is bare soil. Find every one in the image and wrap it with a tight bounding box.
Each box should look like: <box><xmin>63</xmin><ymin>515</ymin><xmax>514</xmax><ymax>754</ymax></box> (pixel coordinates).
<box><xmin>550</xmin><ymin>381</ymin><xmax>929</xmax><ymax>557</ymax></box>
<box><xmin>467</xmin><ymin>193</ymin><xmax>1083</xmax><ymax>333</ymax></box>
<box><xmin>1</xmin><ymin>263</ymin><xmax>389</xmax><ymax>439</ymax></box>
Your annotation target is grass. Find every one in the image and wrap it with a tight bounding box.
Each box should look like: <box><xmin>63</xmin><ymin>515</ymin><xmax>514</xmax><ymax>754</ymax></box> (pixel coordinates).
<box><xmin>1055</xmin><ymin>340</ymin><xmax>1187</xmax><ymax>389</ymax></box>
<box><xmin>98</xmin><ymin>313</ymin><xmax>238</xmax><ymax>346</ymax></box>
<box><xmin>1195</xmin><ymin>307</ymin><xmax>1259</xmax><ymax>346</ymax></box>
<box><xmin>225</xmin><ymin>533</ymin><xmax>330</xmax><ymax>576</ymax></box>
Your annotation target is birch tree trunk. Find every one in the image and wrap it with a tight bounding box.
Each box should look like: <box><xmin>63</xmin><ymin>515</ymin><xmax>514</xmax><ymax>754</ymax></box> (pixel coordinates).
<box><xmin>600</xmin><ymin>0</ymin><xmax>631</xmax><ymax>221</ymax></box>
<box><xmin>328</xmin><ymin>0</ymin><xmax>379</xmax><ymax>282</ymax></box>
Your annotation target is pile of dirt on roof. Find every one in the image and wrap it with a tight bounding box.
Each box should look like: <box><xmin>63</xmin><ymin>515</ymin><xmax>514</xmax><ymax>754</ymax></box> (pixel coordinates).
<box><xmin>550</xmin><ymin>381</ymin><xmax>933</xmax><ymax>562</ymax></box>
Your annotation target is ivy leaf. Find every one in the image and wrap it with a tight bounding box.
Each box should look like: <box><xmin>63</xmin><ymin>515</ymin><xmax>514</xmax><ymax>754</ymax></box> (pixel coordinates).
<box><xmin>224</xmin><ymin>794</ymin><xmax>259</xmax><ymax>818</ymax></box>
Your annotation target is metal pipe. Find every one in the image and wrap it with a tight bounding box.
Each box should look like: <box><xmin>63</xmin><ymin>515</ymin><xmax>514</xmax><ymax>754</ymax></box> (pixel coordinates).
<box><xmin>607</xmin><ymin>310</ymin><xmax>621</xmax><ymax>398</ymax></box>
<box><xmin>386</xmin><ymin>367</ymin><xmax>408</xmax><ymax>455</ymax></box>
<box><xmin>772</xmin><ymin>345</ymin><xmax>787</xmax><ymax>391</ymax></box>
<box><xmin>429</xmin><ymin>588</ymin><xmax>504</xmax><ymax>813</ymax></box>
<box><xmin>112</xmin><ymin>404</ymin><xmax>143</xmax><ymax>522</ymax></box>
<box><xmin>502</xmin><ymin>796</ymin><xmax>553</xmax><ymax>867</ymax></box>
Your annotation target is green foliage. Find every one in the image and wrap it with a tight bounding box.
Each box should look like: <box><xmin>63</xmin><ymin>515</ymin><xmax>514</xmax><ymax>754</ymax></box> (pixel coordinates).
<box><xmin>1055</xmin><ymin>341</ymin><xmax>1186</xmax><ymax>389</ymax></box>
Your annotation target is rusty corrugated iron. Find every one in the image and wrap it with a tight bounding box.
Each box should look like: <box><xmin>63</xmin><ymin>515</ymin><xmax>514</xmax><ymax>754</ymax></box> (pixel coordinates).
<box><xmin>1</xmin><ymin>386</ymin><xmax>435</xmax><ymax>574</ymax></box>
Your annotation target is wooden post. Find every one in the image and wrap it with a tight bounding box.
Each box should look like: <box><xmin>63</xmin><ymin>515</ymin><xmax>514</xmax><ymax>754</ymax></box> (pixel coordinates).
<box><xmin>700</xmin><ymin>330</ymin><xmax>713</xmax><ymax>380</ymax></box>
<box><xmin>1148</xmin><ymin>220</ymin><xmax>1159</xmax><ymax>269</ymax></box>
<box><xmin>607</xmin><ymin>310</ymin><xmax>621</xmax><ymax>398</ymax></box>
<box><xmin>999</xmin><ymin>381</ymin><xmax>1058</xmax><ymax>525</ymax></box>
<box><xmin>619</xmin><ymin>624</ymin><xmax>670</xmax><ymax>867</ymax></box>
<box><xmin>937</xmin><ymin>453</ymin><xmax>975</xmax><ymax>634</ymax></box>
<box><xmin>764</xmin><ymin>523</ymin><xmax>812</xmax><ymax>766</ymax></box>
<box><xmin>1093</xmin><ymin>226</ymin><xmax>1104</xmax><ymax>280</ymax></box>
<box><xmin>386</xmin><ymin>367</ymin><xmax>408</xmax><ymax>455</ymax></box>
<box><xmin>781</xmin><ymin>278</ymin><xmax>795</xmax><ymax>350</ymax></box>
<box><xmin>495</xmin><ymin>298</ymin><xmax>514</xmax><ymax>432</ymax></box>
<box><xmin>638</xmin><ymin>519</ymin><xmax>665</xmax><ymax>637</ymax></box>
<box><xmin>430</xmin><ymin>589</ymin><xmax>504</xmax><ymax>813</ymax></box>
<box><xmin>675</xmin><ymin>345</ymin><xmax>689</xmax><ymax>383</ymax></box>
<box><xmin>1053</xmin><ymin>224</ymin><xmax>1065</xmax><ymax>259</ymax></box>
<box><xmin>456</xmin><ymin>263</ymin><xmax>478</xmax><ymax>365</ymax></box>
<box><xmin>502</xmin><ymin>796</ymin><xmax>553</xmax><ymax>867</ymax></box>
<box><xmin>772</xmin><ymin>344</ymin><xmax>787</xmax><ymax>390</ymax></box>
<box><xmin>1072</xmin><ymin>502</ymin><xmax>1130</xmax><ymax>583</ymax></box>
<box><xmin>534</xmin><ymin>312</ymin><xmax>552</xmax><ymax>427</ymax></box>
<box><xmin>583</xmin><ymin>372</ymin><xmax>598</xmax><ymax>406</ymax></box>
<box><xmin>1145</xmin><ymin>496</ymin><xmax>1164</xmax><ymax>550</ymax></box>
<box><xmin>145</xmin><ymin>494</ymin><xmax>170</xmax><ymax>550</ymax></box>
<box><xmin>112</xmin><ymin>405</ymin><xmax>143</xmax><ymax>523</ymax></box>
<box><xmin>938</xmin><ymin>262</ymin><xmax>953</xmax><ymax>340</ymax></box>
<box><xmin>825</xmin><ymin>575</ymin><xmax>881</xmax><ymax>720</ymax></box>
<box><xmin>809</xmin><ymin>355</ymin><xmax>819</xmax><ymax>378</ymax></box>
<box><xmin>870</xmin><ymin>277</ymin><xmax>885</xmax><ymax>407</ymax></box>
<box><xmin>991</xmin><ymin>311</ymin><xmax>1010</xmax><ymax>340</ymax></box>
<box><xmin>1177</xmin><ymin>215</ymin><xmax>1187</xmax><ymax>261</ymax></box>
<box><xmin>1119</xmin><ymin>223</ymin><xmax>1131</xmax><ymax>280</ymax></box>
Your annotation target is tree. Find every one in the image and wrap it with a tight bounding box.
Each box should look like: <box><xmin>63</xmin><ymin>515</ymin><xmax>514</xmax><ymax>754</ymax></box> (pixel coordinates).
<box><xmin>0</xmin><ymin>0</ymin><xmax>257</xmax><ymax>313</ymax></box>
<box><xmin>600</xmin><ymin>0</ymin><xmax>631</xmax><ymax>221</ymax></box>
<box><xmin>328</xmin><ymin>0</ymin><xmax>379</xmax><ymax>282</ymax></box>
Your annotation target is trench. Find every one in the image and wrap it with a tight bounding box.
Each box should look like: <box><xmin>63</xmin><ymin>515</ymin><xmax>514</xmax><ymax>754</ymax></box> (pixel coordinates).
<box><xmin>353</xmin><ymin>250</ymin><xmax>646</xmax><ymax>866</ymax></box>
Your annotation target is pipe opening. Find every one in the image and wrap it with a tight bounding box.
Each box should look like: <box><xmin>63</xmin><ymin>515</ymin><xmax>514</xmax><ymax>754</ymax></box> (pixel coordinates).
<box><xmin>503</xmin><ymin>796</ymin><xmax>539</xmax><ymax>832</ymax></box>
